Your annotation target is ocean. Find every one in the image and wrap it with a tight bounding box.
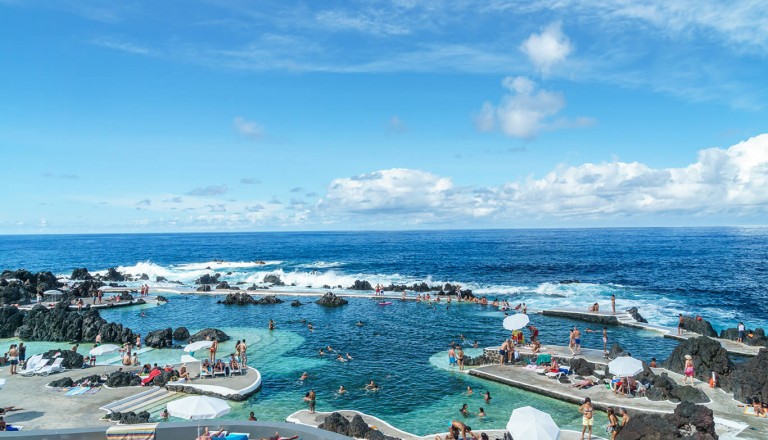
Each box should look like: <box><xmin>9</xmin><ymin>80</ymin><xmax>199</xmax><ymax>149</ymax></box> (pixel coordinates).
<box><xmin>1</xmin><ymin>227</ymin><xmax>766</xmax><ymax>433</ymax></box>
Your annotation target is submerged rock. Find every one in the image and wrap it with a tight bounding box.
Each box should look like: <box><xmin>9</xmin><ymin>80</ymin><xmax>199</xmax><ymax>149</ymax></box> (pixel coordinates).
<box><xmin>290</xmin><ymin>300</ymin><xmax>303</xmax><ymax>307</ymax></box>
<box><xmin>316</xmin><ymin>292</ymin><xmax>348</xmax><ymax>307</ymax></box>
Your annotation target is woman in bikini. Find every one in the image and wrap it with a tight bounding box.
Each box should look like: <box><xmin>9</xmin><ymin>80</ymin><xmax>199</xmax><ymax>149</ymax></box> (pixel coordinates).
<box><xmin>683</xmin><ymin>354</ymin><xmax>695</xmax><ymax>385</ymax></box>
<box><xmin>579</xmin><ymin>397</ymin><xmax>594</xmax><ymax>440</ymax></box>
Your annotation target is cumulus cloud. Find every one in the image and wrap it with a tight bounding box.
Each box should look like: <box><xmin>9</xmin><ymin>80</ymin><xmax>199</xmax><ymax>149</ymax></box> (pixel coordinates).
<box><xmin>233</xmin><ymin>117</ymin><xmax>263</xmax><ymax>140</ymax></box>
<box><xmin>476</xmin><ymin>76</ymin><xmax>589</xmax><ymax>139</ymax></box>
<box><xmin>187</xmin><ymin>185</ymin><xmax>228</xmax><ymax>196</ymax></box>
<box><xmin>520</xmin><ymin>21</ymin><xmax>572</xmax><ymax>74</ymax></box>
<box><xmin>319</xmin><ymin>135</ymin><xmax>768</xmax><ymax>222</ymax></box>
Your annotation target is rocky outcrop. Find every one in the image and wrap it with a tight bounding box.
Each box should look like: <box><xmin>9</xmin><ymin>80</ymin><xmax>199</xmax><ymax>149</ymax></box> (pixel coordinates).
<box><xmin>643</xmin><ymin>372</ymin><xmax>709</xmax><ymax>403</ymax></box>
<box><xmin>156</xmin><ymin>296</ymin><xmax>168</xmax><ymax>303</ymax></box>
<box><xmin>263</xmin><ymin>274</ymin><xmax>284</xmax><ymax>286</ymax></box>
<box><xmin>246</xmin><ymin>284</ymin><xmax>259</xmax><ymax>291</ymax></box>
<box><xmin>255</xmin><ymin>295</ymin><xmax>283</xmax><ymax>305</ymax></box>
<box><xmin>729</xmin><ymin>348</ymin><xmax>768</xmax><ymax>403</ymax></box>
<box><xmin>349</xmin><ymin>280</ymin><xmax>373</xmax><ymax>291</ymax></box>
<box><xmin>151</xmin><ymin>370</ymin><xmax>177</xmax><ymax>387</ymax></box>
<box><xmin>608</xmin><ymin>343</ymin><xmax>626</xmax><ymax>360</ymax></box>
<box><xmin>189</xmin><ymin>328</ymin><xmax>230</xmax><ymax>342</ymax></box>
<box><xmin>348</xmin><ymin>415</ymin><xmax>372</xmax><ymax>438</ymax></box>
<box><xmin>663</xmin><ymin>336</ymin><xmax>734</xmax><ymax>388</ymax></box>
<box><xmin>626</xmin><ymin>307</ymin><xmax>648</xmax><ymax>323</ymax></box>
<box><xmin>51</xmin><ymin>373</ymin><xmax>101</xmax><ymax>388</ymax></box>
<box><xmin>195</xmin><ymin>273</ymin><xmax>220</xmax><ymax>285</ymax></box>
<box><xmin>215</xmin><ymin>281</ymin><xmax>230</xmax><ymax>290</ymax></box>
<box><xmin>0</xmin><ymin>305</ymin><xmax>25</xmax><ymax>338</ymax></box>
<box><xmin>319</xmin><ymin>412</ymin><xmax>349</xmax><ymax>435</ymax></box>
<box><xmin>570</xmin><ymin>357</ymin><xmax>596</xmax><ymax>376</ymax></box>
<box><xmin>156</xmin><ymin>276</ymin><xmax>168</xmax><ymax>282</ymax></box>
<box><xmin>102</xmin><ymin>268</ymin><xmax>126</xmax><ymax>282</ymax></box>
<box><xmin>681</xmin><ymin>316</ymin><xmax>718</xmax><ymax>337</ymax></box>
<box><xmin>145</xmin><ymin>328</ymin><xmax>173</xmax><ymax>348</ymax></box>
<box><xmin>316</xmin><ymin>292</ymin><xmax>348</xmax><ymax>307</ymax></box>
<box><xmin>617</xmin><ymin>401</ymin><xmax>716</xmax><ymax>440</ymax></box>
<box><xmin>318</xmin><ymin>412</ymin><xmax>398</xmax><ymax>440</ymax></box>
<box><xmin>0</xmin><ymin>269</ymin><xmax>62</xmax><ymax>304</ymax></box>
<box><xmin>719</xmin><ymin>327</ymin><xmax>767</xmax><ymax>347</ymax></box>
<box><xmin>219</xmin><ymin>292</ymin><xmax>257</xmax><ymax>305</ymax></box>
<box><xmin>197</xmin><ymin>285</ymin><xmax>211</xmax><ymax>292</ymax></box>
<box><xmin>173</xmin><ymin>327</ymin><xmax>190</xmax><ymax>340</ymax></box>
<box><xmin>70</xmin><ymin>268</ymin><xmax>93</xmax><ymax>280</ymax></box>
<box><xmin>68</xmin><ymin>280</ymin><xmax>105</xmax><ymax>298</ymax></box>
<box><xmin>290</xmin><ymin>300</ymin><xmax>303</xmax><ymax>307</ymax></box>
<box><xmin>106</xmin><ymin>371</ymin><xmax>142</xmax><ymax>387</ymax></box>
<box><xmin>11</xmin><ymin>304</ymin><xmax>134</xmax><ymax>343</ymax></box>
<box><xmin>108</xmin><ymin>411</ymin><xmax>150</xmax><ymax>425</ymax></box>
<box><xmin>40</xmin><ymin>349</ymin><xmax>84</xmax><ymax>369</ymax></box>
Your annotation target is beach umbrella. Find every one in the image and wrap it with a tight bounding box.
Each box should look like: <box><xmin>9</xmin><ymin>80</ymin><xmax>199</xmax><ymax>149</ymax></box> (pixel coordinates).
<box><xmin>43</xmin><ymin>289</ymin><xmax>63</xmax><ymax>296</ymax></box>
<box><xmin>507</xmin><ymin>406</ymin><xmax>560</xmax><ymax>440</ymax></box>
<box><xmin>608</xmin><ymin>356</ymin><xmax>644</xmax><ymax>377</ymax></box>
<box><xmin>167</xmin><ymin>395</ymin><xmax>230</xmax><ymax>420</ymax></box>
<box><xmin>503</xmin><ymin>314</ymin><xmax>530</xmax><ymax>331</ymax></box>
<box><xmin>89</xmin><ymin>343</ymin><xmax>121</xmax><ymax>374</ymax></box>
<box><xmin>184</xmin><ymin>340</ymin><xmax>213</xmax><ymax>353</ymax></box>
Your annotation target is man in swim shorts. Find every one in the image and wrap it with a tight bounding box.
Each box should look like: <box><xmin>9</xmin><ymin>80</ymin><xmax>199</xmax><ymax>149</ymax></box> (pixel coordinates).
<box><xmin>573</xmin><ymin>327</ymin><xmax>581</xmax><ymax>355</ymax></box>
<box><xmin>448</xmin><ymin>347</ymin><xmax>456</xmax><ymax>366</ymax></box>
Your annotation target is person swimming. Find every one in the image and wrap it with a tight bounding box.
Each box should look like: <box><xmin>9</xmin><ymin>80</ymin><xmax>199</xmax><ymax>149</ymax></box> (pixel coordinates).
<box><xmin>483</xmin><ymin>391</ymin><xmax>491</xmax><ymax>403</ymax></box>
<box><xmin>365</xmin><ymin>379</ymin><xmax>379</xmax><ymax>391</ymax></box>
<box><xmin>338</xmin><ymin>385</ymin><xmax>346</xmax><ymax>394</ymax></box>
<box><xmin>466</xmin><ymin>386</ymin><xmax>473</xmax><ymax>396</ymax></box>
<box><xmin>346</xmin><ymin>352</ymin><xmax>353</xmax><ymax>360</ymax></box>
<box><xmin>300</xmin><ymin>372</ymin><xmax>309</xmax><ymax>381</ymax></box>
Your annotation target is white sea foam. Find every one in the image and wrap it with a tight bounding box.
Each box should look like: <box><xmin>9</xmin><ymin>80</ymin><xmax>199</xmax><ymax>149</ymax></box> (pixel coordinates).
<box><xmin>174</xmin><ymin>260</ymin><xmax>282</xmax><ymax>270</ymax></box>
<box><xmin>295</xmin><ymin>261</ymin><xmax>346</xmax><ymax>269</ymax></box>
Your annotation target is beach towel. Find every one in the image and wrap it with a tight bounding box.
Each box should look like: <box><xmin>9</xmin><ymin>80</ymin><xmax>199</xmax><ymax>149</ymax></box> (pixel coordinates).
<box><xmin>141</xmin><ymin>370</ymin><xmax>161</xmax><ymax>386</ymax></box>
<box><xmin>106</xmin><ymin>423</ymin><xmax>157</xmax><ymax>440</ymax></box>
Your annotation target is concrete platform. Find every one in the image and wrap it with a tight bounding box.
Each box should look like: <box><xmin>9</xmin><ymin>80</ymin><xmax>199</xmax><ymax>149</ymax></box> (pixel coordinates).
<box><xmin>165</xmin><ymin>366</ymin><xmax>262</xmax><ymax>401</ymax></box>
<box><xmin>539</xmin><ymin>308</ymin><xmax>762</xmax><ymax>357</ymax></box>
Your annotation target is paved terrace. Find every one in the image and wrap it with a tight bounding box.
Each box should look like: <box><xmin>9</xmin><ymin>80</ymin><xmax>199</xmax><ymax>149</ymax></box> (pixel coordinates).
<box><xmin>538</xmin><ymin>308</ymin><xmax>762</xmax><ymax>357</ymax></box>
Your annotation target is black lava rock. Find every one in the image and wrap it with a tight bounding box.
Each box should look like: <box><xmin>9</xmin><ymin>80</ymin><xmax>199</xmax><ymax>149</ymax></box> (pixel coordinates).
<box><xmin>145</xmin><ymin>328</ymin><xmax>173</xmax><ymax>348</ymax></box>
<box><xmin>70</xmin><ymin>268</ymin><xmax>93</xmax><ymax>280</ymax></box>
<box><xmin>263</xmin><ymin>274</ymin><xmax>285</xmax><ymax>286</ymax></box>
<box><xmin>189</xmin><ymin>328</ymin><xmax>230</xmax><ymax>342</ymax></box>
<box><xmin>220</xmin><ymin>292</ymin><xmax>257</xmax><ymax>305</ymax></box>
<box><xmin>348</xmin><ymin>280</ymin><xmax>373</xmax><ymax>291</ymax></box>
<box><xmin>173</xmin><ymin>327</ymin><xmax>190</xmax><ymax>340</ymax></box>
<box><xmin>316</xmin><ymin>292</ymin><xmax>348</xmax><ymax>307</ymax></box>
<box><xmin>255</xmin><ymin>295</ymin><xmax>283</xmax><ymax>305</ymax></box>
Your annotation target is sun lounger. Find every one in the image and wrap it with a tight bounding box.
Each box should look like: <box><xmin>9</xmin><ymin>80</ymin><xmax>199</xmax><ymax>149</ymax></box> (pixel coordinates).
<box><xmin>546</xmin><ymin>366</ymin><xmax>570</xmax><ymax>380</ymax></box>
<box><xmin>229</xmin><ymin>365</ymin><xmax>244</xmax><ymax>376</ymax></box>
<box><xmin>37</xmin><ymin>357</ymin><xmax>65</xmax><ymax>376</ymax></box>
<box><xmin>20</xmin><ymin>358</ymin><xmax>49</xmax><ymax>377</ymax></box>
<box><xmin>213</xmin><ymin>368</ymin><xmax>227</xmax><ymax>378</ymax></box>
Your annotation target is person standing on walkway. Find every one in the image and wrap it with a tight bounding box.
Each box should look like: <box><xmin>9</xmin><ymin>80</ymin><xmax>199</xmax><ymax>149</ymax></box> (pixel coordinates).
<box><xmin>737</xmin><ymin>322</ymin><xmax>745</xmax><ymax>343</ymax></box>
<box><xmin>611</xmin><ymin>294</ymin><xmax>616</xmax><ymax>315</ymax></box>
<box><xmin>456</xmin><ymin>345</ymin><xmax>465</xmax><ymax>371</ymax></box>
<box><xmin>209</xmin><ymin>338</ymin><xmax>218</xmax><ymax>362</ymax></box>
<box><xmin>573</xmin><ymin>327</ymin><xmax>582</xmax><ymax>355</ymax></box>
<box><xmin>602</xmin><ymin>327</ymin><xmax>608</xmax><ymax>354</ymax></box>
<box><xmin>677</xmin><ymin>314</ymin><xmax>684</xmax><ymax>336</ymax></box>
<box><xmin>579</xmin><ymin>397</ymin><xmax>594</xmax><ymax>440</ymax></box>
<box><xmin>683</xmin><ymin>354</ymin><xmax>695</xmax><ymax>385</ymax></box>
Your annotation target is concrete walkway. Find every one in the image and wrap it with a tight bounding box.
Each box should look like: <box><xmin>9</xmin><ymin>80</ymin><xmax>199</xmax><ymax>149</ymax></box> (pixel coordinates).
<box><xmin>538</xmin><ymin>308</ymin><xmax>762</xmax><ymax>357</ymax></box>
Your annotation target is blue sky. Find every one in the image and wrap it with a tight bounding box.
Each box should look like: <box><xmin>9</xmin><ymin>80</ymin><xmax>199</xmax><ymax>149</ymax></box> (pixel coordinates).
<box><xmin>2</xmin><ymin>0</ymin><xmax>768</xmax><ymax>233</ymax></box>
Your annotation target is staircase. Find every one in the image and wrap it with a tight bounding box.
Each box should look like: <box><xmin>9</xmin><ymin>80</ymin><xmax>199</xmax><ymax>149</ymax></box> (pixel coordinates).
<box><xmin>100</xmin><ymin>387</ymin><xmax>181</xmax><ymax>415</ymax></box>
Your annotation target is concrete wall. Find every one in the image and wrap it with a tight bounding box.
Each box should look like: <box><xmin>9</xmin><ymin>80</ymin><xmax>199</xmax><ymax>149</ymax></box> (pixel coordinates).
<box><xmin>0</xmin><ymin>421</ymin><xmax>352</xmax><ymax>440</ymax></box>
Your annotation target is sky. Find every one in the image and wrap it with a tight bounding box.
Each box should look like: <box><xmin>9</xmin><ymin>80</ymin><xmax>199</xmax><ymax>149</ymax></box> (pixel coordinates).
<box><xmin>1</xmin><ymin>0</ymin><xmax>768</xmax><ymax>234</ymax></box>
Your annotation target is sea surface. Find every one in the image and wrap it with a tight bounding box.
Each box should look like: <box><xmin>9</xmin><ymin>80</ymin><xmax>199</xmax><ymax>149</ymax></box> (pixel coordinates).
<box><xmin>1</xmin><ymin>228</ymin><xmax>766</xmax><ymax>434</ymax></box>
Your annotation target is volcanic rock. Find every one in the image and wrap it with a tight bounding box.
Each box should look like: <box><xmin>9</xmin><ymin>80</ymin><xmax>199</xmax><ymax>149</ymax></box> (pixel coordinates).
<box><xmin>348</xmin><ymin>414</ymin><xmax>372</xmax><ymax>438</ymax></box>
<box><xmin>156</xmin><ymin>276</ymin><xmax>168</xmax><ymax>282</ymax></box>
<box><xmin>729</xmin><ymin>348</ymin><xmax>768</xmax><ymax>403</ymax></box>
<box><xmin>349</xmin><ymin>280</ymin><xmax>373</xmax><ymax>291</ymax></box>
<box><xmin>48</xmin><ymin>376</ymin><xmax>74</xmax><ymax>388</ymax></box>
<box><xmin>681</xmin><ymin>316</ymin><xmax>718</xmax><ymax>337</ymax></box>
<box><xmin>139</xmin><ymin>273</ymin><xmax>149</xmax><ymax>281</ymax></box>
<box><xmin>316</xmin><ymin>292</ymin><xmax>348</xmax><ymax>307</ymax></box>
<box><xmin>106</xmin><ymin>371</ymin><xmax>141</xmax><ymax>387</ymax></box>
<box><xmin>145</xmin><ymin>328</ymin><xmax>173</xmax><ymax>348</ymax></box>
<box><xmin>173</xmin><ymin>327</ymin><xmax>190</xmax><ymax>340</ymax></box>
<box><xmin>255</xmin><ymin>295</ymin><xmax>283</xmax><ymax>305</ymax></box>
<box><xmin>197</xmin><ymin>285</ymin><xmax>211</xmax><ymax>292</ymax></box>
<box><xmin>189</xmin><ymin>328</ymin><xmax>230</xmax><ymax>342</ymax></box>
<box><xmin>195</xmin><ymin>273</ymin><xmax>220</xmax><ymax>285</ymax></box>
<box><xmin>608</xmin><ymin>342</ymin><xmax>626</xmax><ymax>360</ymax></box>
<box><xmin>263</xmin><ymin>274</ymin><xmax>285</xmax><ymax>286</ymax></box>
<box><xmin>215</xmin><ymin>281</ymin><xmax>230</xmax><ymax>290</ymax></box>
<box><xmin>109</xmin><ymin>411</ymin><xmax>150</xmax><ymax>424</ymax></box>
<box><xmin>719</xmin><ymin>327</ymin><xmax>767</xmax><ymax>347</ymax></box>
<box><xmin>102</xmin><ymin>268</ymin><xmax>126</xmax><ymax>282</ymax></box>
<box><xmin>319</xmin><ymin>412</ymin><xmax>350</xmax><ymax>435</ymax></box>
<box><xmin>663</xmin><ymin>336</ymin><xmax>734</xmax><ymax>387</ymax></box>
<box><xmin>570</xmin><ymin>357</ymin><xmax>596</xmax><ymax>376</ymax></box>
<box><xmin>40</xmin><ymin>349</ymin><xmax>84</xmax><ymax>369</ymax></box>
<box><xmin>290</xmin><ymin>300</ymin><xmax>303</xmax><ymax>307</ymax></box>
<box><xmin>626</xmin><ymin>307</ymin><xmax>648</xmax><ymax>323</ymax></box>
<box><xmin>220</xmin><ymin>292</ymin><xmax>257</xmax><ymax>305</ymax></box>
<box><xmin>617</xmin><ymin>402</ymin><xmax>717</xmax><ymax>439</ymax></box>
<box><xmin>70</xmin><ymin>268</ymin><xmax>93</xmax><ymax>280</ymax></box>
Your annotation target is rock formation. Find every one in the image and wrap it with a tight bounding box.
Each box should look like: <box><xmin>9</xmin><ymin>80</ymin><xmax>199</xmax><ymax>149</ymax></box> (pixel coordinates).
<box><xmin>255</xmin><ymin>295</ymin><xmax>283</xmax><ymax>305</ymax></box>
<box><xmin>195</xmin><ymin>273</ymin><xmax>220</xmax><ymax>284</ymax></box>
<box><xmin>617</xmin><ymin>401</ymin><xmax>716</xmax><ymax>439</ymax></box>
<box><xmin>663</xmin><ymin>337</ymin><xmax>734</xmax><ymax>388</ymax></box>
<box><xmin>173</xmin><ymin>327</ymin><xmax>190</xmax><ymax>340</ymax></box>
<box><xmin>40</xmin><ymin>349</ymin><xmax>84</xmax><ymax>369</ymax></box>
<box><xmin>263</xmin><ymin>274</ymin><xmax>284</xmax><ymax>286</ymax></box>
<box><xmin>349</xmin><ymin>280</ymin><xmax>373</xmax><ymax>291</ymax></box>
<box><xmin>626</xmin><ymin>307</ymin><xmax>648</xmax><ymax>323</ymax></box>
<box><xmin>316</xmin><ymin>292</ymin><xmax>348</xmax><ymax>307</ymax></box>
<box><xmin>681</xmin><ymin>316</ymin><xmax>718</xmax><ymax>337</ymax></box>
<box><xmin>145</xmin><ymin>328</ymin><xmax>173</xmax><ymax>348</ymax></box>
<box><xmin>719</xmin><ymin>327</ymin><xmax>767</xmax><ymax>347</ymax></box>
<box><xmin>219</xmin><ymin>292</ymin><xmax>257</xmax><ymax>305</ymax></box>
<box><xmin>189</xmin><ymin>328</ymin><xmax>230</xmax><ymax>342</ymax></box>
<box><xmin>106</xmin><ymin>370</ymin><xmax>142</xmax><ymax>387</ymax></box>
<box><xmin>70</xmin><ymin>268</ymin><xmax>93</xmax><ymax>280</ymax></box>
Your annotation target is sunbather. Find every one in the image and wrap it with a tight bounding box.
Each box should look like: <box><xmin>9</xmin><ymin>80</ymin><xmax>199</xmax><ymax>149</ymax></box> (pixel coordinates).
<box><xmin>549</xmin><ymin>359</ymin><xmax>560</xmax><ymax>373</ymax></box>
<box><xmin>572</xmin><ymin>378</ymin><xmax>595</xmax><ymax>389</ymax></box>
<box><xmin>179</xmin><ymin>364</ymin><xmax>192</xmax><ymax>381</ymax></box>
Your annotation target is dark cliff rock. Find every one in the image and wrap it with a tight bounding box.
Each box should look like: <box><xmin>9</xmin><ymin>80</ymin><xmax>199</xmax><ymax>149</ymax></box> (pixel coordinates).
<box><xmin>40</xmin><ymin>349</ymin><xmax>84</xmax><ymax>369</ymax></box>
<box><xmin>349</xmin><ymin>280</ymin><xmax>373</xmax><ymax>291</ymax></box>
<box><xmin>0</xmin><ymin>305</ymin><xmax>25</xmax><ymax>338</ymax></box>
<box><xmin>663</xmin><ymin>336</ymin><xmax>734</xmax><ymax>388</ymax></box>
<box><xmin>70</xmin><ymin>268</ymin><xmax>93</xmax><ymax>280</ymax></box>
<box><xmin>215</xmin><ymin>281</ymin><xmax>230</xmax><ymax>290</ymax></box>
<box><xmin>189</xmin><ymin>328</ymin><xmax>230</xmax><ymax>342</ymax></box>
<box><xmin>570</xmin><ymin>357</ymin><xmax>596</xmax><ymax>376</ymax></box>
<box><xmin>681</xmin><ymin>316</ymin><xmax>718</xmax><ymax>337</ymax></box>
<box><xmin>102</xmin><ymin>268</ymin><xmax>126</xmax><ymax>282</ymax></box>
<box><xmin>617</xmin><ymin>402</ymin><xmax>717</xmax><ymax>439</ymax></box>
<box><xmin>145</xmin><ymin>328</ymin><xmax>173</xmax><ymax>348</ymax></box>
<box><xmin>626</xmin><ymin>307</ymin><xmax>648</xmax><ymax>323</ymax></box>
<box><xmin>0</xmin><ymin>269</ymin><xmax>62</xmax><ymax>304</ymax></box>
<box><xmin>719</xmin><ymin>327</ymin><xmax>767</xmax><ymax>347</ymax></box>
<box><xmin>644</xmin><ymin>372</ymin><xmax>709</xmax><ymax>403</ymax></box>
<box><xmin>316</xmin><ymin>292</ymin><xmax>348</xmax><ymax>307</ymax></box>
<box><xmin>255</xmin><ymin>295</ymin><xmax>283</xmax><ymax>305</ymax></box>
<box><xmin>173</xmin><ymin>327</ymin><xmax>190</xmax><ymax>340</ymax></box>
<box><xmin>197</xmin><ymin>285</ymin><xmax>211</xmax><ymax>292</ymax></box>
<box><xmin>195</xmin><ymin>273</ymin><xmax>220</xmax><ymax>285</ymax></box>
<box><xmin>608</xmin><ymin>343</ymin><xmax>626</xmax><ymax>360</ymax></box>
<box><xmin>219</xmin><ymin>292</ymin><xmax>257</xmax><ymax>305</ymax></box>
<box><xmin>729</xmin><ymin>348</ymin><xmax>768</xmax><ymax>403</ymax></box>
<box><xmin>69</xmin><ymin>280</ymin><xmax>105</xmax><ymax>298</ymax></box>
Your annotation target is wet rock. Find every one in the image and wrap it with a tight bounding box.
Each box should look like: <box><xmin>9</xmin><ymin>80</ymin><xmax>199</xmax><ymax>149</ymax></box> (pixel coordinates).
<box><xmin>255</xmin><ymin>295</ymin><xmax>283</xmax><ymax>305</ymax></box>
<box><xmin>349</xmin><ymin>280</ymin><xmax>373</xmax><ymax>291</ymax></box>
<box><xmin>663</xmin><ymin>336</ymin><xmax>734</xmax><ymax>388</ymax></box>
<box><xmin>220</xmin><ymin>292</ymin><xmax>257</xmax><ymax>305</ymax></box>
<box><xmin>48</xmin><ymin>376</ymin><xmax>74</xmax><ymax>388</ymax></box>
<box><xmin>316</xmin><ymin>292</ymin><xmax>348</xmax><ymax>307</ymax></box>
<box><xmin>109</xmin><ymin>411</ymin><xmax>150</xmax><ymax>425</ymax></box>
<box><xmin>156</xmin><ymin>295</ymin><xmax>168</xmax><ymax>303</ymax></box>
<box><xmin>195</xmin><ymin>273</ymin><xmax>220</xmax><ymax>285</ymax></box>
<box><xmin>729</xmin><ymin>348</ymin><xmax>768</xmax><ymax>403</ymax></box>
<box><xmin>139</xmin><ymin>273</ymin><xmax>149</xmax><ymax>281</ymax></box>
<box><xmin>570</xmin><ymin>357</ymin><xmax>596</xmax><ymax>376</ymax></box>
<box><xmin>559</xmin><ymin>279</ymin><xmax>580</xmax><ymax>284</ymax></box>
<box><xmin>40</xmin><ymin>349</ymin><xmax>84</xmax><ymax>369</ymax></box>
<box><xmin>70</xmin><ymin>268</ymin><xmax>93</xmax><ymax>280</ymax></box>
<box><xmin>607</xmin><ymin>342</ymin><xmax>626</xmax><ymax>360</ymax></box>
<box><xmin>0</xmin><ymin>305</ymin><xmax>25</xmax><ymax>337</ymax></box>
<box><xmin>106</xmin><ymin>371</ymin><xmax>141</xmax><ymax>387</ymax></box>
<box><xmin>626</xmin><ymin>307</ymin><xmax>648</xmax><ymax>323</ymax></box>
<box><xmin>681</xmin><ymin>316</ymin><xmax>718</xmax><ymax>337</ymax></box>
<box><xmin>145</xmin><ymin>328</ymin><xmax>173</xmax><ymax>348</ymax></box>
<box><xmin>156</xmin><ymin>276</ymin><xmax>168</xmax><ymax>282</ymax></box>
<box><xmin>215</xmin><ymin>281</ymin><xmax>230</xmax><ymax>290</ymax></box>
<box><xmin>263</xmin><ymin>274</ymin><xmax>285</xmax><ymax>286</ymax></box>
<box><xmin>102</xmin><ymin>268</ymin><xmax>126</xmax><ymax>282</ymax></box>
<box><xmin>246</xmin><ymin>284</ymin><xmax>259</xmax><ymax>291</ymax></box>
<box><xmin>290</xmin><ymin>300</ymin><xmax>303</xmax><ymax>307</ymax></box>
<box><xmin>189</xmin><ymin>328</ymin><xmax>230</xmax><ymax>342</ymax></box>
<box><xmin>719</xmin><ymin>327</ymin><xmax>767</xmax><ymax>347</ymax></box>
<box><xmin>197</xmin><ymin>285</ymin><xmax>211</xmax><ymax>292</ymax></box>
<box><xmin>173</xmin><ymin>327</ymin><xmax>190</xmax><ymax>340</ymax></box>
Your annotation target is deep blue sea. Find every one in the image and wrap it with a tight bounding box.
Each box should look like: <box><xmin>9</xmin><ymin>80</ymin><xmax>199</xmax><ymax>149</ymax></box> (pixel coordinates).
<box><xmin>1</xmin><ymin>228</ymin><xmax>766</xmax><ymax>434</ymax></box>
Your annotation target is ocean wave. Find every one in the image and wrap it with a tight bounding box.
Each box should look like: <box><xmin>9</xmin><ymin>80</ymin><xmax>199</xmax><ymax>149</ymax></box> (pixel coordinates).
<box><xmin>174</xmin><ymin>260</ymin><xmax>282</xmax><ymax>270</ymax></box>
<box><xmin>295</xmin><ymin>261</ymin><xmax>346</xmax><ymax>269</ymax></box>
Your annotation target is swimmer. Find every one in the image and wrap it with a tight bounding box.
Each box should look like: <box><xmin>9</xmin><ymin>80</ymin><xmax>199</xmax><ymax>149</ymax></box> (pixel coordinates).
<box><xmin>336</xmin><ymin>354</ymin><xmax>347</xmax><ymax>362</ymax></box>
<box><xmin>356</xmin><ymin>321</ymin><xmax>364</xmax><ymax>327</ymax></box>
<box><xmin>472</xmin><ymin>340</ymin><xmax>478</xmax><ymax>348</ymax></box>
<box><xmin>477</xmin><ymin>408</ymin><xmax>486</xmax><ymax>418</ymax></box>
<box><xmin>346</xmin><ymin>352</ymin><xmax>353</xmax><ymax>360</ymax></box>
<box><xmin>300</xmin><ymin>372</ymin><xmax>309</xmax><ymax>381</ymax></box>
<box><xmin>319</xmin><ymin>349</ymin><xmax>325</xmax><ymax>356</ymax></box>
<box><xmin>460</xmin><ymin>403</ymin><xmax>469</xmax><ymax>417</ymax></box>
<box><xmin>483</xmin><ymin>391</ymin><xmax>491</xmax><ymax>403</ymax></box>
<box><xmin>326</xmin><ymin>345</ymin><xmax>334</xmax><ymax>352</ymax></box>
<box><xmin>268</xmin><ymin>319</ymin><xmax>275</xmax><ymax>330</ymax></box>
<box><xmin>466</xmin><ymin>386</ymin><xmax>473</xmax><ymax>396</ymax></box>
<box><xmin>338</xmin><ymin>385</ymin><xmax>346</xmax><ymax>394</ymax></box>
<box><xmin>365</xmin><ymin>379</ymin><xmax>379</xmax><ymax>391</ymax></box>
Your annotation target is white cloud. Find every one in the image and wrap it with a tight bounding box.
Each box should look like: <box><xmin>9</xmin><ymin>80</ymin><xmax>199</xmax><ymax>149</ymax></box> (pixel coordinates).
<box><xmin>92</xmin><ymin>38</ymin><xmax>151</xmax><ymax>55</ymax></box>
<box><xmin>477</xmin><ymin>76</ymin><xmax>588</xmax><ymax>139</ymax></box>
<box><xmin>187</xmin><ymin>185</ymin><xmax>228</xmax><ymax>196</ymax></box>
<box><xmin>233</xmin><ymin>117</ymin><xmax>263</xmax><ymax>140</ymax></box>
<box><xmin>519</xmin><ymin>21</ymin><xmax>572</xmax><ymax>74</ymax></box>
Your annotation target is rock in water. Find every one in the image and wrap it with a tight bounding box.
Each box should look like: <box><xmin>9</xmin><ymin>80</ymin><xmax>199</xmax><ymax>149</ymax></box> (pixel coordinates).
<box><xmin>662</xmin><ymin>336</ymin><xmax>734</xmax><ymax>388</ymax></box>
<box><xmin>220</xmin><ymin>292</ymin><xmax>257</xmax><ymax>305</ymax></box>
<box><xmin>316</xmin><ymin>292</ymin><xmax>348</xmax><ymax>307</ymax></box>
<box><xmin>719</xmin><ymin>327</ymin><xmax>767</xmax><ymax>347</ymax></box>
<box><xmin>195</xmin><ymin>273</ymin><xmax>220</xmax><ymax>285</ymax></box>
<box><xmin>102</xmin><ymin>268</ymin><xmax>126</xmax><ymax>282</ymax></box>
<box><xmin>70</xmin><ymin>268</ymin><xmax>93</xmax><ymax>280</ymax></box>
<box><xmin>348</xmin><ymin>280</ymin><xmax>373</xmax><ymax>290</ymax></box>
<box><xmin>173</xmin><ymin>327</ymin><xmax>190</xmax><ymax>340</ymax></box>
<box><xmin>145</xmin><ymin>328</ymin><xmax>173</xmax><ymax>348</ymax></box>
<box><xmin>215</xmin><ymin>281</ymin><xmax>230</xmax><ymax>290</ymax></box>
<box><xmin>263</xmin><ymin>274</ymin><xmax>285</xmax><ymax>286</ymax></box>
<box><xmin>255</xmin><ymin>295</ymin><xmax>283</xmax><ymax>305</ymax></box>
<box><xmin>189</xmin><ymin>328</ymin><xmax>230</xmax><ymax>342</ymax></box>
<box><xmin>618</xmin><ymin>402</ymin><xmax>717</xmax><ymax>439</ymax></box>
<box><xmin>626</xmin><ymin>307</ymin><xmax>648</xmax><ymax>323</ymax></box>
<box><xmin>290</xmin><ymin>300</ymin><xmax>303</xmax><ymax>307</ymax></box>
